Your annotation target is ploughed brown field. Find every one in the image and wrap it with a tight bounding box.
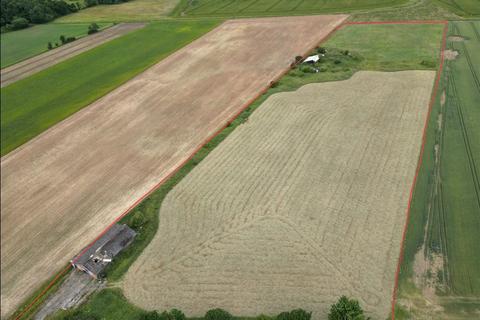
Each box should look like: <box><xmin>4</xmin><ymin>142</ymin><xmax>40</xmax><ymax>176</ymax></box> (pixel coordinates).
<box><xmin>0</xmin><ymin>23</ymin><xmax>146</xmax><ymax>88</ymax></box>
<box><xmin>123</xmin><ymin>71</ymin><xmax>435</xmax><ymax>319</ymax></box>
<box><xmin>0</xmin><ymin>15</ymin><xmax>347</xmax><ymax>318</ymax></box>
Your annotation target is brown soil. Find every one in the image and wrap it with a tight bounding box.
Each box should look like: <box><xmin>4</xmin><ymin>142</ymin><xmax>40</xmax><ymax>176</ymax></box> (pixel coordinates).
<box><xmin>0</xmin><ymin>23</ymin><xmax>145</xmax><ymax>87</ymax></box>
<box><xmin>123</xmin><ymin>71</ymin><xmax>435</xmax><ymax>319</ymax></box>
<box><xmin>0</xmin><ymin>15</ymin><xmax>348</xmax><ymax>318</ymax></box>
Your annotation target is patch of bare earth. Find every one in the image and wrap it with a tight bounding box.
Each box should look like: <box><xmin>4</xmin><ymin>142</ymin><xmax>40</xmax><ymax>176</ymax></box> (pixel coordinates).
<box><xmin>0</xmin><ymin>15</ymin><xmax>348</xmax><ymax>318</ymax></box>
<box><xmin>123</xmin><ymin>71</ymin><xmax>435</xmax><ymax>319</ymax></box>
<box><xmin>444</xmin><ymin>49</ymin><xmax>459</xmax><ymax>60</ymax></box>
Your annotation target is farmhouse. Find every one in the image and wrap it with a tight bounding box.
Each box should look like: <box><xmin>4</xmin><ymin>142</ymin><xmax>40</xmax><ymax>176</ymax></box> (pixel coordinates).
<box><xmin>71</xmin><ymin>224</ymin><xmax>136</xmax><ymax>279</ymax></box>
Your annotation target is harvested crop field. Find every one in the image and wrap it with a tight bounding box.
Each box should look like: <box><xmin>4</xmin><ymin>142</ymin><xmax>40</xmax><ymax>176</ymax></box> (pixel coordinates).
<box><xmin>0</xmin><ymin>23</ymin><xmax>145</xmax><ymax>88</ymax></box>
<box><xmin>0</xmin><ymin>15</ymin><xmax>347</xmax><ymax>318</ymax></box>
<box><xmin>123</xmin><ymin>71</ymin><xmax>435</xmax><ymax>319</ymax></box>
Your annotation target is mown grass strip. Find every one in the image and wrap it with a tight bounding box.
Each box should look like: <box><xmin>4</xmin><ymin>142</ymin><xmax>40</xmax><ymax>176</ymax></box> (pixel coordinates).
<box><xmin>0</xmin><ymin>19</ymin><xmax>220</xmax><ymax>156</ymax></box>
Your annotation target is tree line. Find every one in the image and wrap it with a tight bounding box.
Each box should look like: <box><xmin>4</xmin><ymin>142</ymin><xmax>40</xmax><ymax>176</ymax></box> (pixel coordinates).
<box><xmin>60</xmin><ymin>296</ymin><xmax>370</xmax><ymax>320</ymax></box>
<box><xmin>1</xmin><ymin>0</ymin><xmax>79</xmax><ymax>31</ymax></box>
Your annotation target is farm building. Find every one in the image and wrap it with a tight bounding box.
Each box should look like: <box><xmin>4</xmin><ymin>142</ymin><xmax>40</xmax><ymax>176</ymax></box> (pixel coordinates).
<box><xmin>71</xmin><ymin>224</ymin><xmax>136</xmax><ymax>279</ymax></box>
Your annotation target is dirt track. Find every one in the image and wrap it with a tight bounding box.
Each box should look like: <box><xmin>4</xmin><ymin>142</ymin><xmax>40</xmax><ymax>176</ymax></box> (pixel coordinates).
<box><xmin>0</xmin><ymin>15</ymin><xmax>347</xmax><ymax>318</ymax></box>
<box><xmin>123</xmin><ymin>71</ymin><xmax>435</xmax><ymax>319</ymax></box>
<box><xmin>0</xmin><ymin>23</ymin><xmax>145</xmax><ymax>88</ymax></box>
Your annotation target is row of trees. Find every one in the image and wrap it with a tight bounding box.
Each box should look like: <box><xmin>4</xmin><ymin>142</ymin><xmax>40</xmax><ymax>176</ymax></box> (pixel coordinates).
<box><xmin>139</xmin><ymin>297</ymin><xmax>369</xmax><ymax>320</ymax></box>
<box><xmin>1</xmin><ymin>0</ymin><xmax>79</xmax><ymax>31</ymax></box>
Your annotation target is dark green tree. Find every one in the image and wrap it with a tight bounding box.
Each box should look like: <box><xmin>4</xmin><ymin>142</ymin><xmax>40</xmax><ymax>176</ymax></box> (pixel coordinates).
<box><xmin>60</xmin><ymin>34</ymin><xmax>66</xmax><ymax>44</ymax></box>
<box><xmin>204</xmin><ymin>308</ymin><xmax>232</xmax><ymax>320</ymax></box>
<box><xmin>88</xmin><ymin>22</ymin><xmax>99</xmax><ymax>34</ymax></box>
<box><xmin>277</xmin><ymin>309</ymin><xmax>311</xmax><ymax>320</ymax></box>
<box><xmin>47</xmin><ymin>41</ymin><xmax>53</xmax><ymax>50</ymax></box>
<box><xmin>328</xmin><ymin>296</ymin><xmax>369</xmax><ymax>320</ymax></box>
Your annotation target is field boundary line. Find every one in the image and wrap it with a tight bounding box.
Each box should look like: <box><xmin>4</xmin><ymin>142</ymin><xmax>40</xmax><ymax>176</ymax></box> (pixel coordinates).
<box><xmin>12</xmin><ymin>16</ymin><xmax>347</xmax><ymax>320</ymax></box>
<box><xmin>389</xmin><ymin>20</ymin><xmax>449</xmax><ymax>320</ymax></box>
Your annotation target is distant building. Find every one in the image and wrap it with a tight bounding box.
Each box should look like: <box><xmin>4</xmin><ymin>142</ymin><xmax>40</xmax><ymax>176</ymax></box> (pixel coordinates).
<box><xmin>71</xmin><ymin>224</ymin><xmax>136</xmax><ymax>279</ymax></box>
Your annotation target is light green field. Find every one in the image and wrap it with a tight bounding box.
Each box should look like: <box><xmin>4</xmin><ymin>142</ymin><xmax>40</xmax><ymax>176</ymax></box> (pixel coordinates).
<box><xmin>0</xmin><ymin>19</ymin><xmax>219</xmax><ymax>156</ymax></box>
<box><xmin>171</xmin><ymin>0</ymin><xmax>408</xmax><ymax>17</ymax></box>
<box><xmin>436</xmin><ymin>0</ymin><xmax>480</xmax><ymax>16</ymax></box>
<box><xmin>57</xmin><ymin>0</ymin><xmax>179</xmax><ymax>23</ymax></box>
<box><xmin>0</xmin><ymin>23</ymin><xmax>110</xmax><ymax>68</ymax></box>
<box><xmin>42</xmin><ymin>23</ymin><xmax>444</xmax><ymax>320</ymax></box>
<box><xmin>396</xmin><ymin>21</ymin><xmax>480</xmax><ymax>320</ymax></box>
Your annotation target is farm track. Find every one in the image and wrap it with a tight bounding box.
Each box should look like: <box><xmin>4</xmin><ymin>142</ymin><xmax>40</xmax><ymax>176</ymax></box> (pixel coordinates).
<box><xmin>0</xmin><ymin>23</ymin><xmax>145</xmax><ymax>87</ymax></box>
<box><xmin>124</xmin><ymin>71</ymin><xmax>435</xmax><ymax>320</ymax></box>
<box><xmin>0</xmin><ymin>15</ymin><xmax>347</xmax><ymax>319</ymax></box>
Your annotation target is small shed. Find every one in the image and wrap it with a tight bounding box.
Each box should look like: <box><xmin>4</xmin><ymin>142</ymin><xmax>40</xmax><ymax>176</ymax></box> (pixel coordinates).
<box><xmin>71</xmin><ymin>224</ymin><xmax>136</xmax><ymax>279</ymax></box>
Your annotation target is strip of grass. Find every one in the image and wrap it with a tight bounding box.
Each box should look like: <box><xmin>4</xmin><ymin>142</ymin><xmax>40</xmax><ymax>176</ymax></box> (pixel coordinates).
<box><xmin>0</xmin><ymin>19</ymin><xmax>220</xmax><ymax>156</ymax></box>
<box><xmin>44</xmin><ymin>23</ymin><xmax>443</xmax><ymax>320</ymax></box>
<box><xmin>171</xmin><ymin>0</ymin><xmax>408</xmax><ymax>17</ymax></box>
<box><xmin>56</xmin><ymin>0</ymin><xmax>179</xmax><ymax>23</ymax></box>
<box><xmin>0</xmin><ymin>23</ymin><xmax>111</xmax><ymax>68</ymax></box>
<box><xmin>396</xmin><ymin>21</ymin><xmax>480</xmax><ymax>319</ymax></box>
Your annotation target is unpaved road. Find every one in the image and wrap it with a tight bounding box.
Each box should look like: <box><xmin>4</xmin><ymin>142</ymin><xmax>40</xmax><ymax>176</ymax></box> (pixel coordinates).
<box><xmin>0</xmin><ymin>23</ymin><xmax>145</xmax><ymax>88</ymax></box>
<box><xmin>0</xmin><ymin>15</ymin><xmax>347</xmax><ymax>318</ymax></box>
<box><xmin>123</xmin><ymin>71</ymin><xmax>435</xmax><ymax>319</ymax></box>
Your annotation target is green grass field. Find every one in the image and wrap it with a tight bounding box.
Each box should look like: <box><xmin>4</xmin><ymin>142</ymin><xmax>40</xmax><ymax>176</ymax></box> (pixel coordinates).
<box><xmin>0</xmin><ymin>19</ymin><xmax>219</xmax><ymax>156</ymax></box>
<box><xmin>436</xmin><ymin>0</ymin><xmax>480</xmax><ymax>16</ymax></box>
<box><xmin>171</xmin><ymin>0</ymin><xmax>409</xmax><ymax>17</ymax></box>
<box><xmin>41</xmin><ymin>23</ymin><xmax>444</xmax><ymax>320</ymax></box>
<box><xmin>0</xmin><ymin>23</ymin><xmax>110</xmax><ymax>68</ymax></box>
<box><xmin>57</xmin><ymin>0</ymin><xmax>179</xmax><ymax>23</ymax></box>
<box><xmin>396</xmin><ymin>20</ymin><xmax>480</xmax><ymax>319</ymax></box>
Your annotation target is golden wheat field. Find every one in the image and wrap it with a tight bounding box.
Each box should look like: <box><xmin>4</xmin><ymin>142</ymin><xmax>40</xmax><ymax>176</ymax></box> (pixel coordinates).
<box><xmin>123</xmin><ymin>71</ymin><xmax>435</xmax><ymax>319</ymax></box>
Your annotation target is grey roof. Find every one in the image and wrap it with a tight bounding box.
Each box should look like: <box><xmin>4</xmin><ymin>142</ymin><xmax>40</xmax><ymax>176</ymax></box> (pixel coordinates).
<box><xmin>72</xmin><ymin>224</ymin><xmax>136</xmax><ymax>275</ymax></box>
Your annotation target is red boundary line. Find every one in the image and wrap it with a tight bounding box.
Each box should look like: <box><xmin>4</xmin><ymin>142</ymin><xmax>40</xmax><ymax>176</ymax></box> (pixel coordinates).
<box><xmin>13</xmin><ymin>18</ymin><xmax>448</xmax><ymax>320</ymax></box>
<box><xmin>390</xmin><ymin>21</ymin><xmax>449</xmax><ymax>320</ymax></box>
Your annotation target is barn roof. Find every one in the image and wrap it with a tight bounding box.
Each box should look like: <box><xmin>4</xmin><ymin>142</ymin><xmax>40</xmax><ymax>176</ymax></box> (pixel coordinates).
<box><xmin>72</xmin><ymin>224</ymin><xmax>136</xmax><ymax>276</ymax></box>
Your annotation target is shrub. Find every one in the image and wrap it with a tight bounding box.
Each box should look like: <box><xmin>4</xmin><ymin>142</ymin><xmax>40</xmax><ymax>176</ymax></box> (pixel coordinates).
<box><xmin>60</xmin><ymin>35</ymin><xmax>66</xmax><ymax>44</ymax></box>
<box><xmin>204</xmin><ymin>308</ymin><xmax>232</xmax><ymax>320</ymax></box>
<box><xmin>317</xmin><ymin>47</ymin><xmax>326</xmax><ymax>54</ymax></box>
<box><xmin>295</xmin><ymin>55</ymin><xmax>303</xmax><ymax>63</ymax></box>
<box><xmin>9</xmin><ymin>17</ymin><xmax>29</xmax><ymax>30</ymax></box>
<box><xmin>277</xmin><ymin>309</ymin><xmax>311</xmax><ymax>320</ymax></box>
<box><xmin>328</xmin><ymin>296</ymin><xmax>369</xmax><ymax>320</ymax></box>
<box><xmin>170</xmin><ymin>308</ymin><xmax>186</xmax><ymax>320</ymax></box>
<box><xmin>334</xmin><ymin>60</ymin><xmax>342</xmax><ymax>65</ymax></box>
<box><xmin>88</xmin><ymin>22</ymin><xmax>100</xmax><ymax>34</ymax></box>
<box><xmin>48</xmin><ymin>42</ymin><xmax>53</xmax><ymax>50</ymax></box>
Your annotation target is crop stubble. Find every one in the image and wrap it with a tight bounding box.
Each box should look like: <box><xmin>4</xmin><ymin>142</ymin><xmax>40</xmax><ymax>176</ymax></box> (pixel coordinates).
<box><xmin>123</xmin><ymin>71</ymin><xmax>435</xmax><ymax>319</ymax></box>
<box><xmin>0</xmin><ymin>15</ymin><xmax>347</xmax><ymax>318</ymax></box>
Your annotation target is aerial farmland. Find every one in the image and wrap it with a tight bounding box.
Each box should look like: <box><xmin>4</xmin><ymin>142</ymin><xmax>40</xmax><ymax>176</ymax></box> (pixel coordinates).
<box><xmin>0</xmin><ymin>1</ymin><xmax>479</xmax><ymax>320</ymax></box>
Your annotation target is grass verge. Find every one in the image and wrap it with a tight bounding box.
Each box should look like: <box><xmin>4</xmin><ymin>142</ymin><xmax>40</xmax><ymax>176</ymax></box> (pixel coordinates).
<box><xmin>44</xmin><ymin>22</ymin><xmax>444</xmax><ymax>320</ymax></box>
<box><xmin>0</xmin><ymin>19</ymin><xmax>220</xmax><ymax>156</ymax></box>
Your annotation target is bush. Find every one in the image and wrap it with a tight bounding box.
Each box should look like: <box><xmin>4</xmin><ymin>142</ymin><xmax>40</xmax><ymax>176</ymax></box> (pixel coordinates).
<box><xmin>277</xmin><ymin>309</ymin><xmax>311</xmax><ymax>320</ymax></box>
<box><xmin>48</xmin><ymin>42</ymin><xmax>53</xmax><ymax>50</ymax></box>
<box><xmin>60</xmin><ymin>35</ymin><xmax>66</xmax><ymax>44</ymax></box>
<box><xmin>170</xmin><ymin>308</ymin><xmax>186</xmax><ymax>320</ymax></box>
<box><xmin>204</xmin><ymin>308</ymin><xmax>232</xmax><ymax>320</ymax></box>
<box><xmin>88</xmin><ymin>22</ymin><xmax>100</xmax><ymax>34</ymax></box>
<box><xmin>140</xmin><ymin>309</ymin><xmax>186</xmax><ymax>320</ymax></box>
<box><xmin>9</xmin><ymin>17</ymin><xmax>29</xmax><ymax>30</ymax></box>
<box><xmin>295</xmin><ymin>55</ymin><xmax>303</xmax><ymax>63</ymax></box>
<box><xmin>328</xmin><ymin>296</ymin><xmax>369</xmax><ymax>320</ymax></box>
